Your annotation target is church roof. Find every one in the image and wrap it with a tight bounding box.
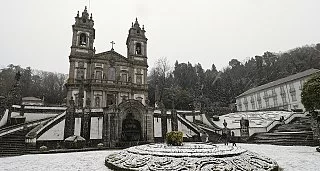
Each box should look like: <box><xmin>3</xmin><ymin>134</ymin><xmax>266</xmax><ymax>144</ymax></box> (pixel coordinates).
<box><xmin>94</xmin><ymin>50</ymin><xmax>128</xmax><ymax>62</ymax></box>
<box><xmin>236</xmin><ymin>68</ymin><xmax>320</xmax><ymax>98</ymax></box>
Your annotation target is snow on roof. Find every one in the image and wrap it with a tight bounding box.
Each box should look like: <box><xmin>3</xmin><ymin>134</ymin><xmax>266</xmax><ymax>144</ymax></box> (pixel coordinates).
<box><xmin>212</xmin><ymin>111</ymin><xmax>293</xmax><ymax>129</ymax></box>
<box><xmin>237</xmin><ymin>68</ymin><xmax>320</xmax><ymax>98</ymax></box>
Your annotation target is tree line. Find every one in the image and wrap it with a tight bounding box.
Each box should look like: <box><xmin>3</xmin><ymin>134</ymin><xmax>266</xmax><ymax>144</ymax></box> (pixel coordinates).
<box><xmin>1</xmin><ymin>44</ymin><xmax>319</xmax><ymax>110</ymax></box>
<box><xmin>0</xmin><ymin>64</ymin><xmax>67</xmax><ymax>105</ymax></box>
<box><xmin>148</xmin><ymin>44</ymin><xmax>320</xmax><ymax>115</ymax></box>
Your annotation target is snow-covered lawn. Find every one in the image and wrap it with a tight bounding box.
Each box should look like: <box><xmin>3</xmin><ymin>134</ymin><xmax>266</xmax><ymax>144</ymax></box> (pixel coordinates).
<box><xmin>239</xmin><ymin>143</ymin><xmax>320</xmax><ymax>171</ymax></box>
<box><xmin>0</xmin><ymin>144</ymin><xmax>319</xmax><ymax>171</ymax></box>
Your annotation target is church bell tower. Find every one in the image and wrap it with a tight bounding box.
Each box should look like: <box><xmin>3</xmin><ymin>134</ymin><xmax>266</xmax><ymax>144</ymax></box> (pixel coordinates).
<box><xmin>66</xmin><ymin>6</ymin><xmax>95</xmax><ymax>107</ymax></box>
<box><xmin>126</xmin><ymin>18</ymin><xmax>148</xmax><ymax>63</ymax></box>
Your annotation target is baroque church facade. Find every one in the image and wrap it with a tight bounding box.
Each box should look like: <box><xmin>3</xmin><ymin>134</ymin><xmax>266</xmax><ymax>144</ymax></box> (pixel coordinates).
<box><xmin>66</xmin><ymin>7</ymin><xmax>148</xmax><ymax>107</ymax></box>
<box><xmin>61</xmin><ymin>7</ymin><xmax>154</xmax><ymax>147</ymax></box>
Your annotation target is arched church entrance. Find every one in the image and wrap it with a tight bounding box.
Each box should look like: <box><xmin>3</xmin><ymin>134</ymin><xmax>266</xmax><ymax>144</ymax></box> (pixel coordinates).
<box><xmin>121</xmin><ymin>111</ymin><xmax>142</xmax><ymax>141</ymax></box>
<box><xmin>118</xmin><ymin>100</ymin><xmax>146</xmax><ymax>143</ymax></box>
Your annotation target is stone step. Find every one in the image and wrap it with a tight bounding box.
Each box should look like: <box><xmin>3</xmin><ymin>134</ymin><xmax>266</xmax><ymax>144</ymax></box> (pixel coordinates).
<box><xmin>254</xmin><ymin>140</ymin><xmax>316</xmax><ymax>146</ymax></box>
<box><xmin>253</xmin><ymin>137</ymin><xmax>313</xmax><ymax>141</ymax></box>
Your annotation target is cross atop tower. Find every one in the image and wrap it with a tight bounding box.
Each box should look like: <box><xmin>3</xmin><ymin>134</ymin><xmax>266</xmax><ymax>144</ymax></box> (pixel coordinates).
<box><xmin>110</xmin><ymin>41</ymin><xmax>115</xmax><ymax>51</ymax></box>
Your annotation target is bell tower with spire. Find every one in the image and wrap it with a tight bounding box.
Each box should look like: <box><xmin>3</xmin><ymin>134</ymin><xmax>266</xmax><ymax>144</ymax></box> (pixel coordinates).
<box><xmin>66</xmin><ymin>6</ymin><xmax>95</xmax><ymax>107</ymax></box>
<box><xmin>126</xmin><ymin>18</ymin><xmax>148</xmax><ymax>63</ymax></box>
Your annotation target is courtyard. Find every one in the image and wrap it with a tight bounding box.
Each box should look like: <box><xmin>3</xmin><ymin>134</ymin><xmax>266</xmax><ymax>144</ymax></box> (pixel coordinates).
<box><xmin>0</xmin><ymin>143</ymin><xmax>319</xmax><ymax>171</ymax></box>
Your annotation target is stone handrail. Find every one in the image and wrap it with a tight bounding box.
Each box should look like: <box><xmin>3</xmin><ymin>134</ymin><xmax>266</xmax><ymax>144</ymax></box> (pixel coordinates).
<box><xmin>0</xmin><ymin>117</ymin><xmax>53</xmax><ymax>137</ymax></box>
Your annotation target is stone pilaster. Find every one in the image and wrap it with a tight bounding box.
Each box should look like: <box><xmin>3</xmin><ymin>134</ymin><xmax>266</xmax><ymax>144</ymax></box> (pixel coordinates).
<box><xmin>81</xmin><ymin>107</ymin><xmax>91</xmax><ymax>143</ymax></box>
<box><xmin>161</xmin><ymin>109</ymin><xmax>167</xmax><ymax>141</ymax></box>
<box><xmin>64</xmin><ymin>98</ymin><xmax>75</xmax><ymax>139</ymax></box>
<box><xmin>102</xmin><ymin>108</ymin><xmax>110</xmax><ymax>146</ymax></box>
<box><xmin>146</xmin><ymin>107</ymin><xmax>154</xmax><ymax>142</ymax></box>
<box><xmin>171</xmin><ymin>109</ymin><xmax>178</xmax><ymax>131</ymax></box>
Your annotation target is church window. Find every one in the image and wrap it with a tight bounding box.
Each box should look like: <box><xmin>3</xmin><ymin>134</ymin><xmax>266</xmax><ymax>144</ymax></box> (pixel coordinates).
<box><xmin>121</xmin><ymin>73</ymin><xmax>127</xmax><ymax>82</ymax></box>
<box><xmin>79</xmin><ymin>33</ymin><xmax>87</xmax><ymax>46</ymax></box>
<box><xmin>108</xmin><ymin>67</ymin><xmax>116</xmax><ymax>81</ymax></box>
<box><xmin>107</xmin><ymin>94</ymin><xmax>115</xmax><ymax>106</ymax></box>
<box><xmin>135</xmin><ymin>43</ymin><xmax>142</xmax><ymax>55</ymax></box>
<box><xmin>95</xmin><ymin>71</ymin><xmax>102</xmax><ymax>80</ymax></box>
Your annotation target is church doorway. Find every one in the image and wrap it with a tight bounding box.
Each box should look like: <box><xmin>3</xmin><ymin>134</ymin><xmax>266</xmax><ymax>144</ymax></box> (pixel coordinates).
<box><xmin>121</xmin><ymin>112</ymin><xmax>142</xmax><ymax>141</ymax></box>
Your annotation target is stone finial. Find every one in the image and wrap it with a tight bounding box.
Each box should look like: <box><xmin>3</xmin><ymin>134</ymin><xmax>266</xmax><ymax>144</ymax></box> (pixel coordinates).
<box><xmin>134</xmin><ymin>17</ymin><xmax>140</xmax><ymax>27</ymax></box>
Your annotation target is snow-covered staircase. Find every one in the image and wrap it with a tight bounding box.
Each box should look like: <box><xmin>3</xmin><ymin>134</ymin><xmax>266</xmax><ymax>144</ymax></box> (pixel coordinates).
<box><xmin>249</xmin><ymin>117</ymin><xmax>316</xmax><ymax>146</ymax></box>
<box><xmin>0</xmin><ymin>128</ymin><xmax>31</xmax><ymax>157</ymax></box>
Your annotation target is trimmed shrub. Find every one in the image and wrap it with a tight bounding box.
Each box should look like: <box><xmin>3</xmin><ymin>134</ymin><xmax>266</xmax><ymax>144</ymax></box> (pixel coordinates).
<box><xmin>39</xmin><ymin>145</ymin><xmax>48</xmax><ymax>152</ymax></box>
<box><xmin>166</xmin><ymin>131</ymin><xmax>183</xmax><ymax>146</ymax></box>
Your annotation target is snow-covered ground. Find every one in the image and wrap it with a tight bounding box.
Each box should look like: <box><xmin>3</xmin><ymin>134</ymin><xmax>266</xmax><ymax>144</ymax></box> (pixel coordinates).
<box><xmin>0</xmin><ymin>144</ymin><xmax>319</xmax><ymax>171</ymax></box>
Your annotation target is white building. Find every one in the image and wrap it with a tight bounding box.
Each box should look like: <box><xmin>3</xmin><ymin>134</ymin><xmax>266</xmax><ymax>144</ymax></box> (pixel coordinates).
<box><xmin>236</xmin><ymin>69</ymin><xmax>320</xmax><ymax>112</ymax></box>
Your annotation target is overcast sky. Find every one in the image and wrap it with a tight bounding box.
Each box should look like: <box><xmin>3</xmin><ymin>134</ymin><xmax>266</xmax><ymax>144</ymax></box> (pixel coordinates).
<box><xmin>1</xmin><ymin>0</ymin><xmax>320</xmax><ymax>74</ymax></box>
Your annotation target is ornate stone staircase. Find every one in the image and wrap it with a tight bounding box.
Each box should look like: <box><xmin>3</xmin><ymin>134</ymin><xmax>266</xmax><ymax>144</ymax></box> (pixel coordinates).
<box><xmin>249</xmin><ymin>117</ymin><xmax>316</xmax><ymax>146</ymax></box>
<box><xmin>0</xmin><ymin>118</ymin><xmax>51</xmax><ymax>157</ymax></box>
<box><xmin>0</xmin><ymin>128</ymin><xmax>32</xmax><ymax>157</ymax></box>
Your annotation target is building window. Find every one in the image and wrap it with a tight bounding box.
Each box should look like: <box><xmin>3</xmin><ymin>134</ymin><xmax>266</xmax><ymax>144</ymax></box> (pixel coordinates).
<box><xmin>79</xmin><ymin>33</ymin><xmax>87</xmax><ymax>46</ymax></box>
<box><xmin>238</xmin><ymin>104</ymin><xmax>242</xmax><ymax>111</ymax></box>
<box><xmin>282</xmin><ymin>96</ymin><xmax>287</xmax><ymax>104</ymax></box>
<box><xmin>244</xmin><ymin>103</ymin><xmax>248</xmax><ymax>111</ymax></box>
<box><xmin>291</xmin><ymin>93</ymin><xmax>297</xmax><ymax>102</ymax></box>
<box><xmin>95</xmin><ymin>71</ymin><xmax>102</xmax><ymax>80</ymax></box>
<box><xmin>273</xmin><ymin>97</ymin><xmax>278</xmax><ymax>107</ymax></box>
<box><xmin>108</xmin><ymin>67</ymin><xmax>116</xmax><ymax>81</ymax></box>
<box><xmin>272</xmin><ymin>89</ymin><xmax>276</xmax><ymax>96</ymax></box>
<box><xmin>95</xmin><ymin>96</ymin><xmax>100</xmax><ymax>107</ymax></box>
<box><xmin>237</xmin><ymin>102</ymin><xmax>242</xmax><ymax>111</ymax></box>
<box><xmin>121</xmin><ymin>73</ymin><xmax>127</xmax><ymax>82</ymax></box>
<box><xmin>280</xmin><ymin>86</ymin><xmax>286</xmax><ymax>95</ymax></box>
<box><xmin>299</xmin><ymin>80</ymin><xmax>304</xmax><ymax>90</ymax></box>
<box><xmin>265</xmin><ymin>99</ymin><xmax>270</xmax><ymax>108</ymax></box>
<box><xmin>106</xmin><ymin>94</ymin><xmax>115</xmax><ymax>106</ymax></box>
<box><xmin>289</xmin><ymin>83</ymin><xmax>295</xmax><ymax>93</ymax></box>
<box><xmin>251</xmin><ymin>102</ymin><xmax>255</xmax><ymax>110</ymax></box>
<box><xmin>258</xmin><ymin>101</ymin><xmax>262</xmax><ymax>109</ymax></box>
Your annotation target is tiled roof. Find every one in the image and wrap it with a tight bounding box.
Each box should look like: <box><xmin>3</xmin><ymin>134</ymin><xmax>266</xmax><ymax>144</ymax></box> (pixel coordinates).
<box><xmin>236</xmin><ymin>68</ymin><xmax>320</xmax><ymax>98</ymax></box>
